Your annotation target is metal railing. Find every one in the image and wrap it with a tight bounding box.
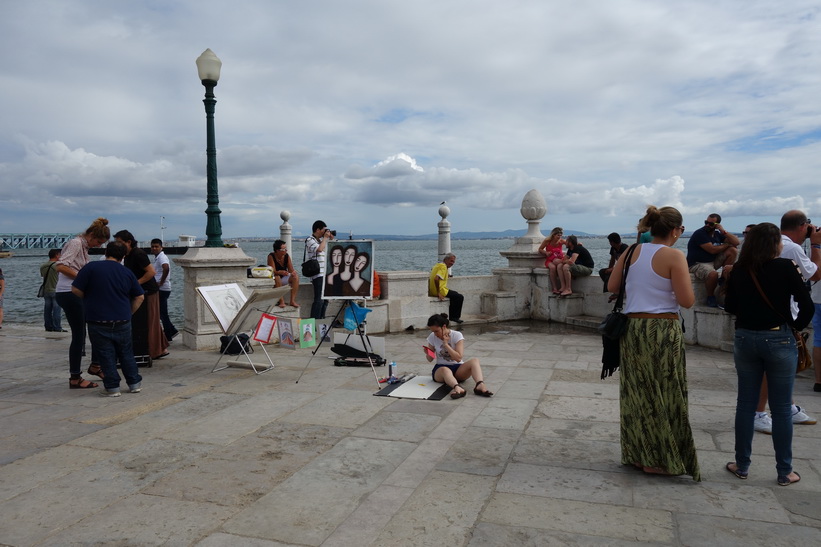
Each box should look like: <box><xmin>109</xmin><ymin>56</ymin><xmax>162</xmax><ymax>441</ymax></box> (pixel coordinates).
<box><xmin>0</xmin><ymin>233</ymin><xmax>75</xmax><ymax>250</ymax></box>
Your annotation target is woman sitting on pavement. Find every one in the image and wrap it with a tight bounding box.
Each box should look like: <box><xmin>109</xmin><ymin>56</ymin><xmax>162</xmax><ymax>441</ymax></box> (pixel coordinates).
<box><xmin>267</xmin><ymin>240</ymin><xmax>299</xmax><ymax>308</ymax></box>
<box><xmin>424</xmin><ymin>313</ymin><xmax>493</xmax><ymax>399</ymax></box>
<box><xmin>723</xmin><ymin>222</ymin><xmax>813</xmax><ymax>486</ymax></box>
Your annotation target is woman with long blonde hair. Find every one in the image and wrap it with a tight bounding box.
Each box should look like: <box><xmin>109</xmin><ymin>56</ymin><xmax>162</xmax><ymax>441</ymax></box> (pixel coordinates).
<box><xmin>538</xmin><ymin>227</ymin><xmax>566</xmax><ymax>295</ymax></box>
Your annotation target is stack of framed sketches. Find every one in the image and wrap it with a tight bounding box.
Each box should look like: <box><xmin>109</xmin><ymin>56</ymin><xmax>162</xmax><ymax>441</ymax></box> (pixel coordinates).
<box><xmin>196</xmin><ymin>283</ymin><xmax>290</xmax><ymax>374</ymax></box>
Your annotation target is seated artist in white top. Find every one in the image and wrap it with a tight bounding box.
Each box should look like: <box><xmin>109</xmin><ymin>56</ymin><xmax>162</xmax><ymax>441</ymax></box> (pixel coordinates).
<box><xmin>424</xmin><ymin>313</ymin><xmax>493</xmax><ymax>399</ymax></box>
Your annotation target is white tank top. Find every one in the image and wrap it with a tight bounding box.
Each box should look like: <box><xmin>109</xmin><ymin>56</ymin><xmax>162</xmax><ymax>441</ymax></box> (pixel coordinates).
<box><xmin>623</xmin><ymin>244</ymin><xmax>679</xmax><ymax>314</ymax></box>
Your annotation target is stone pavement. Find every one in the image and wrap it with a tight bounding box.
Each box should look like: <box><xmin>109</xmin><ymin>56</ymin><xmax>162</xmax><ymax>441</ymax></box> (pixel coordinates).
<box><xmin>0</xmin><ymin>321</ymin><xmax>819</xmax><ymax>546</ymax></box>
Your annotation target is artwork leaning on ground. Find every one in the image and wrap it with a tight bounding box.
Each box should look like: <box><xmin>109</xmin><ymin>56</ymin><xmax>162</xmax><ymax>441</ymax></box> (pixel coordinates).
<box><xmin>322</xmin><ymin>239</ymin><xmax>374</xmax><ymax>300</ymax></box>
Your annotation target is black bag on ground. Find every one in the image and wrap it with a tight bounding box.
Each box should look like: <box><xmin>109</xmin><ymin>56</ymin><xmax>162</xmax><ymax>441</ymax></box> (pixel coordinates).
<box><xmin>220</xmin><ymin>334</ymin><xmax>253</xmax><ymax>355</ymax></box>
<box><xmin>301</xmin><ymin>236</ymin><xmax>320</xmax><ymax>277</ymax></box>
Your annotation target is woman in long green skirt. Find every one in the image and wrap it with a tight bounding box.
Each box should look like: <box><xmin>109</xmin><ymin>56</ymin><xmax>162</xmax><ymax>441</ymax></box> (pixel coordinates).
<box><xmin>608</xmin><ymin>205</ymin><xmax>701</xmax><ymax>481</ymax></box>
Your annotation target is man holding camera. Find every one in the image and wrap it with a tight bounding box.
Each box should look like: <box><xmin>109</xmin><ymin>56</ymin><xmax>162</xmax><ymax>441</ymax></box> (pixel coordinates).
<box><xmin>306</xmin><ymin>220</ymin><xmax>335</xmax><ymax>319</ymax></box>
<box><xmin>687</xmin><ymin>213</ymin><xmax>740</xmax><ymax>307</ymax></box>
<box><xmin>780</xmin><ymin>210</ymin><xmax>821</xmax><ymax>396</ymax></box>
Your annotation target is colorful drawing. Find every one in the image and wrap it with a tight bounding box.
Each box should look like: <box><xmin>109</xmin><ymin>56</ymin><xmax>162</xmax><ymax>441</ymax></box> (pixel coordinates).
<box><xmin>278</xmin><ymin>318</ymin><xmax>296</xmax><ymax>350</ymax></box>
<box><xmin>299</xmin><ymin>318</ymin><xmax>316</xmax><ymax>348</ymax></box>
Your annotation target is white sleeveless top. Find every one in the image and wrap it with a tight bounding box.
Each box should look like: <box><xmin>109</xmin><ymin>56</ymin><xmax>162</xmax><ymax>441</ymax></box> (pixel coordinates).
<box><xmin>623</xmin><ymin>244</ymin><xmax>679</xmax><ymax>314</ymax></box>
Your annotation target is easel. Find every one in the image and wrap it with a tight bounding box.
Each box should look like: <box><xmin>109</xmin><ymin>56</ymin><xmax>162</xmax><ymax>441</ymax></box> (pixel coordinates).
<box><xmin>296</xmin><ymin>299</ymin><xmax>383</xmax><ymax>388</ymax></box>
<box><xmin>197</xmin><ymin>285</ymin><xmax>290</xmax><ymax>375</ymax></box>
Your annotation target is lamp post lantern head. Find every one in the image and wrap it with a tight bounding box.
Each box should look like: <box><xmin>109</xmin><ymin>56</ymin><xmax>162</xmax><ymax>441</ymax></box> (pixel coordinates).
<box><xmin>196</xmin><ymin>49</ymin><xmax>222</xmax><ymax>85</ymax></box>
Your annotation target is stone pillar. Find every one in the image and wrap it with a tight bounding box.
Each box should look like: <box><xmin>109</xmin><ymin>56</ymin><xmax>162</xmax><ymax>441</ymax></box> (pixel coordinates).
<box><xmin>437</xmin><ymin>203</ymin><xmax>451</xmax><ymax>263</ymax></box>
<box><xmin>280</xmin><ymin>210</ymin><xmax>292</xmax><ymax>256</ymax></box>
<box><xmin>175</xmin><ymin>247</ymin><xmax>256</xmax><ymax>350</ymax></box>
<box><xmin>499</xmin><ymin>188</ymin><xmax>548</xmax><ymax>269</ymax></box>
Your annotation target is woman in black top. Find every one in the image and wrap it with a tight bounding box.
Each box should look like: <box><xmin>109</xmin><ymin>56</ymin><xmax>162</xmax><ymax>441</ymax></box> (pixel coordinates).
<box><xmin>267</xmin><ymin>240</ymin><xmax>299</xmax><ymax>308</ymax></box>
<box><xmin>724</xmin><ymin>222</ymin><xmax>813</xmax><ymax>486</ymax></box>
<box><xmin>114</xmin><ymin>230</ymin><xmax>169</xmax><ymax>360</ymax></box>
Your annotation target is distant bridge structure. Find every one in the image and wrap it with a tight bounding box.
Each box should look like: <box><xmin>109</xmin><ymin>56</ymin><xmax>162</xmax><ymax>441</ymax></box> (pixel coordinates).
<box><xmin>0</xmin><ymin>233</ymin><xmax>76</xmax><ymax>250</ymax></box>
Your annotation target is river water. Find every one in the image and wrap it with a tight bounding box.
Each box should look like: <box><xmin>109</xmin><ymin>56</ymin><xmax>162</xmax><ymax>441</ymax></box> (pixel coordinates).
<box><xmin>0</xmin><ymin>237</ymin><xmax>688</xmax><ymax>327</ymax></box>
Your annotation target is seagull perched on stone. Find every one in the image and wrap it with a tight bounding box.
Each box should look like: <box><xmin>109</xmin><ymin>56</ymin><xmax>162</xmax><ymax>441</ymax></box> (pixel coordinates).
<box><xmin>440</xmin><ymin>201</ymin><xmax>446</xmax><ymax>205</ymax></box>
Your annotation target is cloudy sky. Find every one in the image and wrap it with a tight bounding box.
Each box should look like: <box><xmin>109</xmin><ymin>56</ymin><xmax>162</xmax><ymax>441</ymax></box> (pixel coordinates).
<box><xmin>1</xmin><ymin>0</ymin><xmax>820</xmax><ymax>242</ymax></box>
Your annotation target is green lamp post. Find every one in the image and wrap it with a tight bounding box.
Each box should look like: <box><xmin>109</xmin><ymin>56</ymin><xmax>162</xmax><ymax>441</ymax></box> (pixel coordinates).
<box><xmin>196</xmin><ymin>48</ymin><xmax>223</xmax><ymax>247</ymax></box>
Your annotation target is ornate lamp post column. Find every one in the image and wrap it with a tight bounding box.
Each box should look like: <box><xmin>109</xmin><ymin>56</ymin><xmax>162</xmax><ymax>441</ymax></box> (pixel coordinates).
<box><xmin>195</xmin><ymin>49</ymin><xmax>223</xmax><ymax>247</ymax></box>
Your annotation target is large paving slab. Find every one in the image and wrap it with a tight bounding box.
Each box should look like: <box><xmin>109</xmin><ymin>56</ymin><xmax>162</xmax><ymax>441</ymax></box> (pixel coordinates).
<box><xmin>1</xmin><ymin>320</ymin><xmax>820</xmax><ymax>546</ymax></box>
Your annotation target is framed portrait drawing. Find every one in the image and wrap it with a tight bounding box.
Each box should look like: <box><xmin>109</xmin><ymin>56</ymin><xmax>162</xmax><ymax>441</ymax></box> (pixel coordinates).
<box><xmin>196</xmin><ymin>283</ymin><xmax>246</xmax><ymax>332</ymax></box>
<box><xmin>322</xmin><ymin>239</ymin><xmax>374</xmax><ymax>300</ymax></box>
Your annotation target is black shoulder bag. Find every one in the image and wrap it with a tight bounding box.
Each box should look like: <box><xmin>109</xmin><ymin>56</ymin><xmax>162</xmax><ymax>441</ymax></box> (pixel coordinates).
<box><xmin>600</xmin><ymin>243</ymin><xmax>638</xmax><ymax>379</ymax></box>
<box><xmin>37</xmin><ymin>262</ymin><xmax>55</xmax><ymax>298</ymax></box>
<box><xmin>301</xmin><ymin>237</ymin><xmax>321</xmax><ymax>277</ymax></box>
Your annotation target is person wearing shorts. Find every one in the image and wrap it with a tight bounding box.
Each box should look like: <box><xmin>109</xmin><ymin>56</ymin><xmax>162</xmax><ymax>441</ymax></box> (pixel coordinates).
<box><xmin>686</xmin><ymin>213</ymin><xmax>739</xmax><ymax>307</ymax></box>
<box><xmin>424</xmin><ymin>313</ymin><xmax>493</xmax><ymax>399</ymax></box>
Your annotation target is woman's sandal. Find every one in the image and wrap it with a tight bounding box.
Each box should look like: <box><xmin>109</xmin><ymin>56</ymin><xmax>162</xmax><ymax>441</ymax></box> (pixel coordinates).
<box><xmin>473</xmin><ymin>380</ymin><xmax>494</xmax><ymax>397</ymax></box>
<box><xmin>87</xmin><ymin>363</ymin><xmax>104</xmax><ymax>379</ymax></box>
<box><xmin>725</xmin><ymin>462</ymin><xmax>748</xmax><ymax>480</ymax></box>
<box><xmin>69</xmin><ymin>377</ymin><xmax>98</xmax><ymax>389</ymax></box>
<box><xmin>450</xmin><ymin>384</ymin><xmax>466</xmax><ymax>399</ymax></box>
<box><xmin>777</xmin><ymin>472</ymin><xmax>800</xmax><ymax>486</ymax></box>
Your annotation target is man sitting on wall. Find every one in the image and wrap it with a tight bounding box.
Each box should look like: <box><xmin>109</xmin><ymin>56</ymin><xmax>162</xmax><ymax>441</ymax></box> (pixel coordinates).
<box><xmin>686</xmin><ymin>212</ymin><xmax>739</xmax><ymax>307</ymax></box>
<box><xmin>429</xmin><ymin>253</ymin><xmax>464</xmax><ymax>324</ymax></box>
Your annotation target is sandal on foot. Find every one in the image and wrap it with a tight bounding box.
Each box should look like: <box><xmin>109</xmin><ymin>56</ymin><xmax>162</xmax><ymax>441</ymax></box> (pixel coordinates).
<box><xmin>725</xmin><ymin>462</ymin><xmax>748</xmax><ymax>480</ymax></box>
<box><xmin>450</xmin><ymin>385</ymin><xmax>466</xmax><ymax>399</ymax></box>
<box><xmin>473</xmin><ymin>380</ymin><xmax>494</xmax><ymax>397</ymax></box>
<box><xmin>69</xmin><ymin>377</ymin><xmax>98</xmax><ymax>389</ymax></box>
<box><xmin>87</xmin><ymin>363</ymin><xmax>104</xmax><ymax>379</ymax></box>
<box><xmin>777</xmin><ymin>472</ymin><xmax>800</xmax><ymax>486</ymax></box>
<box><xmin>642</xmin><ymin>466</ymin><xmax>672</xmax><ymax>475</ymax></box>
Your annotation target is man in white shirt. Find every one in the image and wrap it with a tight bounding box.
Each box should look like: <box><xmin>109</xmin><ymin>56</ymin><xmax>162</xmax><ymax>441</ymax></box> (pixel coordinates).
<box><xmin>779</xmin><ymin>211</ymin><xmax>821</xmax><ymax>395</ymax></box>
<box><xmin>151</xmin><ymin>239</ymin><xmax>178</xmax><ymax>342</ymax></box>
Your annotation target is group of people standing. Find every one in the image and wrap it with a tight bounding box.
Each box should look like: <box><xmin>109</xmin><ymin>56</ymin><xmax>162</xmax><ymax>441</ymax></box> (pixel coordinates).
<box><xmin>54</xmin><ymin>218</ymin><xmax>178</xmax><ymax>396</ymax></box>
<box><xmin>608</xmin><ymin>205</ymin><xmax>817</xmax><ymax>486</ymax></box>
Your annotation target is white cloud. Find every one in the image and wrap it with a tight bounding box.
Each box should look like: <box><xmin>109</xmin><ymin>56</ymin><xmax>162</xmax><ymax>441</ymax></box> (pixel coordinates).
<box><xmin>1</xmin><ymin>0</ymin><xmax>821</xmax><ymax>238</ymax></box>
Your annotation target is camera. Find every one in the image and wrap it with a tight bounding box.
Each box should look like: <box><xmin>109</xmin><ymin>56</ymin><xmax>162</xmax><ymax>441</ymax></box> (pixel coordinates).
<box><xmin>326</xmin><ymin>229</ymin><xmax>337</xmax><ymax>237</ymax></box>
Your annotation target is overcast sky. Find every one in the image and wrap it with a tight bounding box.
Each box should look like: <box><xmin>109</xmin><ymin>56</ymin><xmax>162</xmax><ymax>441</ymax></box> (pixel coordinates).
<box><xmin>1</xmin><ymin>0</ymin><xmax>820</xmax><ymax>242</ymax></box>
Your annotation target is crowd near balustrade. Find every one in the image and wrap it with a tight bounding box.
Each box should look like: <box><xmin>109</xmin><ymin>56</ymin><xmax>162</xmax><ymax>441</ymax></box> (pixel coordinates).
<box><xmin>173</xmin><ymin>189</ymin><xmax>750</xmax><ymax>352</ymax></box>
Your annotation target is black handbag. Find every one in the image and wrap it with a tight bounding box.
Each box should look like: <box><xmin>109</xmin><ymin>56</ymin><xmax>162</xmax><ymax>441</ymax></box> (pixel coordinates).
<box><xmin>600</xmin><ymin>244</ymin><xmax>638</xmax><ymax>379</ymax></box>
<box><xmin>37</xmin><ymin>262</ymin><xmax>54</xmax><ymax>298</ymax></box>
<box><xmin>219</xmin><ymin>333</ymin><xmax>253</xmax><ymax>355</ymax></box>
<box><xmin>301</xmin><ymin>237</ymin><xmax>320</xmax><ymax>277</ymax></box>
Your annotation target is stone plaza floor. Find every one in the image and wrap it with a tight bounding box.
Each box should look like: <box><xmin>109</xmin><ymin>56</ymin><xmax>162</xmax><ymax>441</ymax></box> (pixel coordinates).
<box><xmin>1</xmin><ymin>320</ymin><xmax>820</xmax><ymax>546</ymax></box>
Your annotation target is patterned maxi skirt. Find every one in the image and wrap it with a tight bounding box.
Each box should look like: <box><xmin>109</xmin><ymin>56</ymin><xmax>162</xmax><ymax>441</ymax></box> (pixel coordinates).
<box><xmin>619</xmin><ymin>317</ymin><xmax>701</xmax><ymax>481</ymax></box>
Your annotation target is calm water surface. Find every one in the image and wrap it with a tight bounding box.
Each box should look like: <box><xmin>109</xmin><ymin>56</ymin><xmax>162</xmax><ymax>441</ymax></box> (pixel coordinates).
<box><xmin>1</xmin><ymin>237</ymin><xmax>688</xmax><ymax>326</ymax></box>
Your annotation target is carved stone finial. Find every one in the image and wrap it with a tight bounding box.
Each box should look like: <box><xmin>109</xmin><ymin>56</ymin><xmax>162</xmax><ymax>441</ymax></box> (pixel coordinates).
<box><xmin>520</xmin><ymin>189</ymin><xmax>547</xmax><ymax>221</ymax></box>
<box><xmin>438</xmin><ymin>204</ymin><xmax>450</xmax><ymax>220</ymax></box>
<box><xmin>280</xmin><ymin>210</ymin><xmax>291</xmax><ymax>222</ymax></box>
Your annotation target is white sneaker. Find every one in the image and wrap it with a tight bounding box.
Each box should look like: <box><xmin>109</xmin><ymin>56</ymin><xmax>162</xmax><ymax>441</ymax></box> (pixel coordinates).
<box><xmin>792</xmin><ymin>406</ymin><xmax>817</xmax><ymax>425</ymax></box>
<box><xmin>754</xmin><ymin>413</ymin><xmax>772</xmax><ymax>434</ymax></box>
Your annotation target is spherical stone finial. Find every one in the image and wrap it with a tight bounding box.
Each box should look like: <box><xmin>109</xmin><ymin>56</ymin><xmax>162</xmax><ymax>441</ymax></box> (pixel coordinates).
<box><xmin>520</xmin><ymin>189</ymin><xmax>547</xmax><ymax>221</ymax></box>
<box><xmin>280</xmin><ymin>210</ymin><xmax>291</xmax><ymax>222</ymax></box>
<box><xmin>438</xmin><ymin>205</ymin><xmax>451</xmax><ymax>220</ymax></box>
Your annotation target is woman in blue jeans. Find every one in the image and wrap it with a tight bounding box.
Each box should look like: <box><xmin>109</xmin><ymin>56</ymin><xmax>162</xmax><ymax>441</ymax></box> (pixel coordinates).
<box><xmin>724</xmin><ymin>222</ymin><xmax>813</xmax><ymax>486</ymax></box>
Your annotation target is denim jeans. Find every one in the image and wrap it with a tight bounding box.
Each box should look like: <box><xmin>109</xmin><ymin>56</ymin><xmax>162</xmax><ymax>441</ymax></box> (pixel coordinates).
<box><xmin>158</xmin><ymin>290</ymin><xmax>177</xmax><ymax>337</ymax></box>
<box><xmin>733</xmin><ymin>325</ymin><xmax>796</xmax><ymax>476</ymax></box>
<box><xmin>311</xmin><ymin>277</ymin><xmax>327</xmax><ymax>319</ymax></box>
<box><xmin>43</xmin><ymin>292</ymin><xmax>62</xmax><ymax>331</ymax></box>
<box><xmin>87</xmin><ymin>321</ymin><xmax>142</xmax><ymax>392</ymax></box>
<box><xmin>56</xmin><ymin>291</ymin><xmax>86</xmax><ymax>376</ymax></box>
